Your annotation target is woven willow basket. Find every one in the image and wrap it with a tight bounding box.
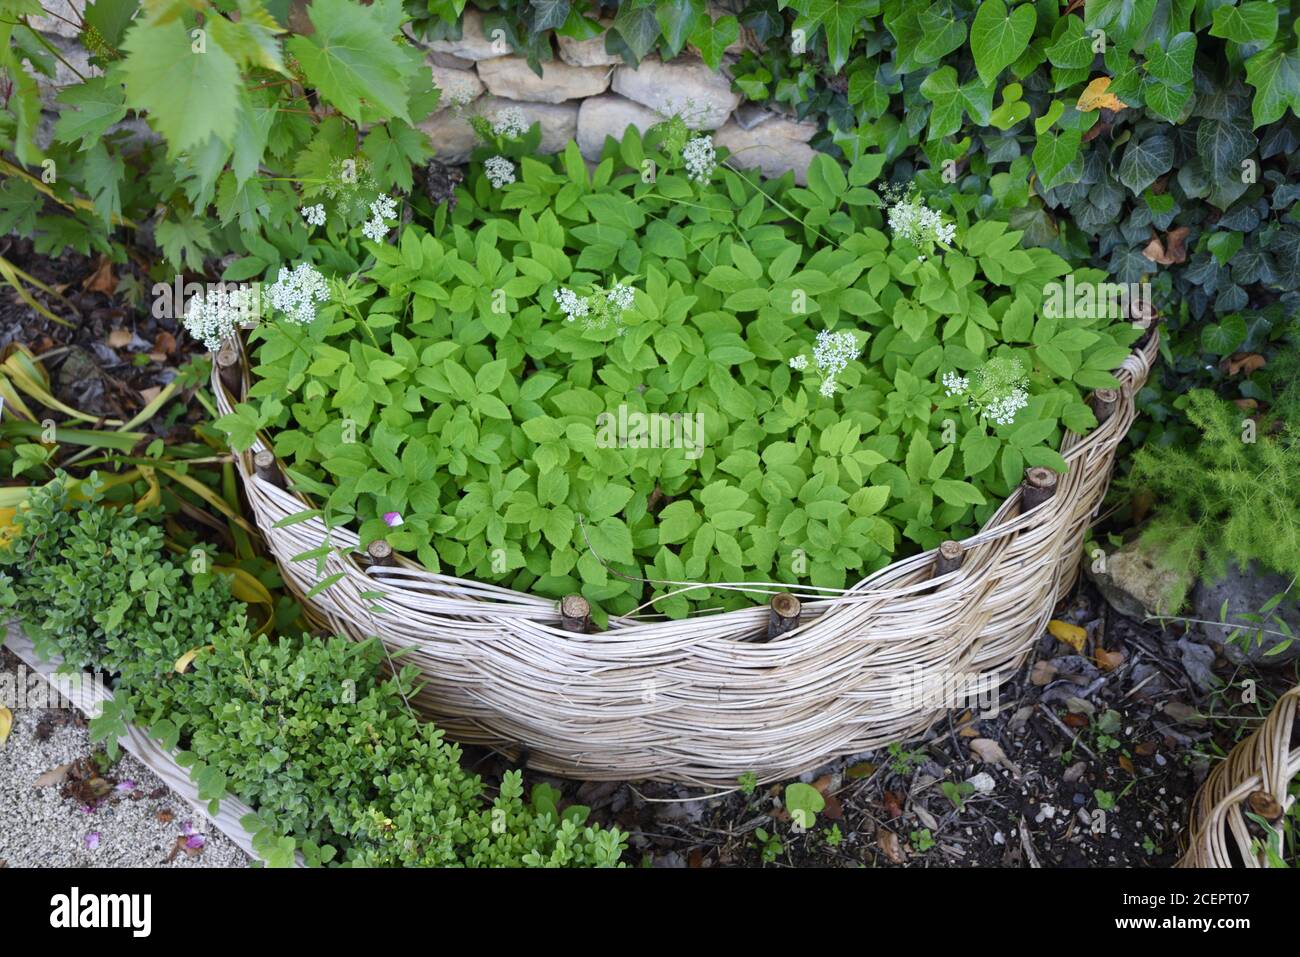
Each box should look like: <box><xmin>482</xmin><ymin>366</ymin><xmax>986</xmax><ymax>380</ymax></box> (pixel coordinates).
<box><xmin>1179</xmin><ymin>684</ymin><xmax>1300</xmax><ymax>867</ymax></box>
<box><xmin>213</xmin><ymin>330</ymin><xmax>1157</xmax><ymax>786</ymax></box>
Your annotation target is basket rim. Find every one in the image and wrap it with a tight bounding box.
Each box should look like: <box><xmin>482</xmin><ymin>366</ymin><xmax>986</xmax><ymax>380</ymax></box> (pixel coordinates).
<box><xmin>215</xmin><ymin>326</ymin><xmax>1159</xmax><ymax>638</ymax></box>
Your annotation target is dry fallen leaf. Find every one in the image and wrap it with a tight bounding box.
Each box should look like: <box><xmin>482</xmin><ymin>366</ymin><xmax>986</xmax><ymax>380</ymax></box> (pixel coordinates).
<box><xmin>877</xmin><ymin>827</ymin><xmax>908</xmax><ymax>865</ymax></box>
<box><xmin>0</xmin><ymin>705</ymin><xmax>11</xmax><ymax>748</ymax></box>
<box><xmin>1077</xmin><ymin>76</ymin><xmax>1127</xmax><ymax>112</ymax></box>
<box><xmin>882</xmin><ymin>790</ymin><xmax>904</xmax><ymax>819</ymax></box>
<box><xmin>1141</xmin><ymin>226</ymin><xmax>1190</xmax><ymax>265</ymax></box>
<box><xmin>1094</xmin><ymin>647</ymin><xmax>1125</xmax><ymax>672</ymax></box>
<box><xmin>34</xmin><ymin>762</ymin><xmax>73</xmax><ymax>788</ymax></box>
<box><xmin>1048</xmin><ymin>619</ymin><xmax>1087</xmax><ymax>652</ymax></box>
<box><xmin>846</xmin><ymin>761</ymin><xmax>876</xmax><ymax>780</ymax></box>
<box><xmin>1063</xmin><ymin>712</ymin><xmax>1090</xmax><ymax>729</ymax></box>
<box><xmin>156</xmin><ymin>809</ymin><xmax>174</xmax><ymax>824</ymax></box>
<box><xmin>1135</xmin><ymin>740</ymin><xmax>1157</xmax><ymax>757</ymax></box>
<box><xmin>1118</xmin><ymin>754</ymin><xmax>1136</xmax><ymax>776</ymax></box>
<box><xmin>1030</xmin><ymin>660</ymin><xmax>1058</xmax><ymax>686</ymax></box>
<box><xmin>970</xmin><ymin>737</ymin><xmax>1020</xmax><ymax>775</ymax></box>
<box><xmin>107</xmin><ymin>328</ymin><xmax>133</xmax><ymax>349</ymax></box>
<box><xmin>82</xmin><ymin>256</ymin><xmax>118</xmax><ymax>295</ymax></box>
<box><xmin>139</xmin><ymin>386</ymin><xmax>163</xmax><ymax>404</ymax></box>
<box><xmin>822</xmin><ymin>793</ymin><xmax>844</xmax><ymax>821</ymax></box>
<box><xmin>1221</xmin><ymin>352</ymin><xmax>1267</xmax><ymax>376</ymax></box>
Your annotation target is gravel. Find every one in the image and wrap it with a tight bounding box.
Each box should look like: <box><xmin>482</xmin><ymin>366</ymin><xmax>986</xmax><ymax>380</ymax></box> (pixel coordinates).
<box><xmin>0</xmin><ymin>646</ymin><xmax>250</xmax><ymax>868</ymax></box>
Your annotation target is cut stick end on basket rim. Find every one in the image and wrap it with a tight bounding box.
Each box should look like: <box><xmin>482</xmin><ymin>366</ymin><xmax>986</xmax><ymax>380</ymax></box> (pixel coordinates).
<box><xmin>252</xmin><ymin>449</ymin><xmax>285</xmax><ymax>489</ymax></box>
<box><xmin>935</xmin><ymin>539</ymin><xmax>965</xmax><ymax>576</ymax></box>
<box><xmin>559</xmin><ymin>594</ymin><xmax>591</xmax><ymax>632</ymax></box>
<box><xmin>767</xmin><ymin>592</ymin><xmax>802</xmax><ymax>639</ymax></box>
<box><xmin>1090</xmin><ymin>388</ymin><xmax>1121</xmax><ymax>425</ymax></box>
<box><xmin>1020</xmin><ymin>467</ymin><xmax>1059</xmax><ymax>513</ymax></box>
<box><xmin>367</xmin><ymin>539</ymin><xmax>395</xmax><ymax>566</ymax></box>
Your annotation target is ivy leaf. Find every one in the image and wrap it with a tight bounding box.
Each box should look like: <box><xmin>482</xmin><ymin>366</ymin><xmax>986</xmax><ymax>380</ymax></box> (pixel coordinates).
<box><xmin>287</xmin><ymin>0</ymin><xmax>416</xmax><ymax>123</ymax></box>
<box><xmin>915</xmin><ymin>3</ymin><xmax>967</xmax><ymax>64</ymax></box>
<box><xmin>689</xmin><ymin>15</ymin><xmax>739</xmax><ymax>71</ymax></box>
<box><xmin>1143</xmin><ymin>76</ymin><xmax>1192</xmax><ymax>122</ymax></box>
<box><xmin>1144</xmin><ymin>32</ymin><xmax>1196</xmax><ymax>86</ymax></box>
<box><xmin>919</xmin><ymin>66</ymin><xmax>993</xmax><ymax>139</ymax></box>
<box><xmin>1195</xmin><ymin>117</ymin><xmax>1256</xmax><ymax>183</ymax></box>
<box><xmin>970</xmin><ymin>0</ymin><xmax>1037</xmax><ymax>87</ymax></box>
<box><xmin>1032</xmin><ymin>127</ymin><xmax>1083</xmax><ymax>190</ymax></box>
<box><xmin>1117</xmin><ymin>133</ymin><xmax>1174</xmax><ymax>193</ymax></box>
<box><xmin>528</xmin><ymin>0</ymin><xmax>571</xmax><ymax>33</ymax></box>
<box><xmin>1209</xmin><ymin>2</ymin><xmax>1277</xmax><ymax>46</ymax></box>
<box><xmin>656</xmin><ymin>0</ymin><xmax>700</xmax><ymax>55</ymax></box>
<box><xmin>800</xmin><ymin>0</ymin><xmax>871</xmax><ymax>73</ymax></box>
<box><xmin>120</xmin><ymin>15</ymin><xmax>241</xmax><ymax>153</ymax></box>
<box><xmin>612</xmin><ymin>2</ymin><xmax>661</xmax><ymax>60</ymax></box>
<box><xmin>1045</xmin><ymin>15</ymin><xmax>1092</xmax><ymax>69</ymax></box>
<box><xmin>53</xmin><ymin>76</ymin><xmax>128</xmax><ymax>149</ymax></box>
<box><xmin>1244</xmin><ymin>43</ymin><xmax>1300</xmax><ymax>127</ymax></box>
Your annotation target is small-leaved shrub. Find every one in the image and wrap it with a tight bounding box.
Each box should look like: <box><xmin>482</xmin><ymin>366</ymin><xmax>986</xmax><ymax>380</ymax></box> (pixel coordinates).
<box><xmin>0</xmin><ymin>474</ymin><xmax>627</xmax><ymax>868</ymax></box>
<box><xmin>221</xmin><ymin>128</ymin><xmax>1140</xmax><ymax>618</ymax></box>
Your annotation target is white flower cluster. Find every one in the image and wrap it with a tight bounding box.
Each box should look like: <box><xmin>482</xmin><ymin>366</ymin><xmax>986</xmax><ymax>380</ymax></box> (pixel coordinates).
<box><xmin>940</xmin><ymin>357</ymin><xmax>1030</xmax><ymax>426</ymax></box>
<box><xmin>485</xmin><ymin>155</ymin><xmax>516</xmax><ymax>189</ymax></box>
<box><xmin>263</xmin><ymin>263</ymin><xmax>329</xmax><ymax>326</ymax></box>
<box><xmin>553</xmin><ymin>287</ymin><xmax>590</xmax><ymax>322</ymax></box>
<box><xmin>813</xmin><ymin>329</ymin><xmax>860</xmax><ymax>378</ymax></box>
<box><xmin>444</xmin><ymin>78</ymin><xmax>478</xmax><ymax>108</ymax></box>
<box><xmin>606</xmin><ymin>283</ymin><xmax>635</xmax><ymax>313</ymax></box>
<box><xmin>885</xmin><ymin>186</ymin><xmax>956</xmax><ymax>255</ymax></box>
<box><xmin>301</xmin><ymin>203</ymin><xmax>326</xmax><ymax>228</ymax></box>
<box><xmin>491</xmin><ymin>107</ymin><xmax>529</xmax><ymax>138</ymax></box>
<box><xmin>789</xmin><ymin>329</ymin><xmax>862</xmax><ymax>398</ymax></box>
<box><xmin>985</xmin><ymin>387</ymin><xmax>1029</xmax><ymax>426</ymax></box>
<box><xmin>552</xmin><ymin>280</ymin><xmax>637</xmax><ymax>334</ymax></box>
<box><xmin>362</xmin><ymin>194</ymin><xmax>398</xmax><ymax>243</ymax></box>
<box><xmin>682</xmin><ymin>135</ymin><xmax>716</xmax><ymax>184</ymax></box>
<box><xmin>183</xmin><ymin>284</ymin><xmax>260</xmax><ymax>351</ymax></box>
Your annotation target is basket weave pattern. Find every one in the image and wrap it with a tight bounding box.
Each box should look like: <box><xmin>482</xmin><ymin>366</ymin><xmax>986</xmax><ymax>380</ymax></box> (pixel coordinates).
<box><xmin>215</xmin><ymin>335</ymin><xmax>1157</xmax><ymax>786</ymax></box>
<box><xmin>1179</xmin><ymin>684</ymin><xmax>1299</xmax><ymax>868</ymax></box>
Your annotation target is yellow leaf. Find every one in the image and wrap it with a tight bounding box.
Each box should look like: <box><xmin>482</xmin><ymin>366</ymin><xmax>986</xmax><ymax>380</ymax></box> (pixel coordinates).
<box><xmin>1077</xmin><ymin>76</ymin><xmax>1126</xmax><ymax>112</ymax></box>
<box><xmin>174</xmin><ymin>645</ymin><xmax>213</xmax><ymax>673</ymax></box>
<box><xmin>1048</xmin><ymin>619</ymin><xmax>1087</xmax><ymax>651</ymax></box>
<box><xmin>0</xmin><ymin>705</ymin><xmax>12</xmax><ymax>747</ymax></box>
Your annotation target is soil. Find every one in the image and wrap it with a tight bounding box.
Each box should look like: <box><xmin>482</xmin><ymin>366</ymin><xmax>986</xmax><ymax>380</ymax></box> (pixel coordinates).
<box><xmin>0</xmin><ymin>236</ymin><xmax>204</xmax><ymax>419</ymax></box>
<box><xmin>484</xmin><ymin>582</ymin><xmax>1300</xmax><ymax>868</ymax></box>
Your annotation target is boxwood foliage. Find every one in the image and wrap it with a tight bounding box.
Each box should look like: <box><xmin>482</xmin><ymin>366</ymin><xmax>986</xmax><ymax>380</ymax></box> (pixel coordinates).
<box><xmin>0</xmin><ymin>474</ymin><xmax>627</xmax><ymax>868</ymax></box>
<box><xmin>222</xmin><ymin>128</ymin><xmax>1139</xmax><ymax>620</ymax></box>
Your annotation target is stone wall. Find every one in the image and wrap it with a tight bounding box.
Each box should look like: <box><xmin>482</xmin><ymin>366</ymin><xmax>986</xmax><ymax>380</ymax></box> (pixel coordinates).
<box><xmin>417</xmin><ymin>9</ymin><xmax>817</xmax><ymax>184</ymax></box>
<box><xmin>22</xmin><ymin>3</ymin><xmax>817</xmax><ymax>184</ymax></box>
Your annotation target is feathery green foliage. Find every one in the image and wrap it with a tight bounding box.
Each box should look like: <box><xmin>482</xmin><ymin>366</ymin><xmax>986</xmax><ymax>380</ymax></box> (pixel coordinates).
<box><xmin>1124</xmin><ymin>357</ymin><xmax>1300</xmax><ymax>611</ymax></box>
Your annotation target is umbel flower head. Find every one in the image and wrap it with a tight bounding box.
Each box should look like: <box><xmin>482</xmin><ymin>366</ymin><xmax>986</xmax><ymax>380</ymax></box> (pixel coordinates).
<box><xmin>263</xmin><ymin>263</ymin><xmax>330</xmax><ymax>327</ymax></box>
<box><xmin>484</xmin><ymin>155</ymin><xmax>516</xmax><ymax>189</ymax></box>
<box><xmin>682</xmin><ymin>135</ymin><xmax>716</xmax><ymax>183</ymax></box>
<box><xmin>183</xmin><ymin>283</ymin><xmax>261</xmax><ymax>351</ymax></box>
<box><xmin>552</xmin><ymin>279</ymin><xmax>637</xmax><ymax>334</ymax></box>
<box><xmin>789</xmin><ymin>328</ymin><xmax>864</xmax><ymax>397</ymax></box>
<box><xmin>941</xmin><ymin>356</ymin><xmax>1030</xmax><ymax>426</ymax></box>
<box><xmin>883</xmin><ymin>183</ymin><xmax>956</xmax><ymax>257</ymax></box>
<box><xmin>491</xmin><ymin>107</ymin><xmax>529</xmax><ymax>138</ymax></box>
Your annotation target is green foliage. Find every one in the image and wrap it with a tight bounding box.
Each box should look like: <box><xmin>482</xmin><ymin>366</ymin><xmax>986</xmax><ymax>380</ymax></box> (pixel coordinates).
<box><xmin>220</xmin><ymin>128</ymin><xmax>1137</xmax><ymax>618</ymax></box>
<box><xmin>0</xmin><ymin>475</ymin><xmax>626</xmax><ymax>868</ymax></box>
<box><xmin>0</xmin><ymin>474</ymin><xmax>239</xmax><ymax>671</ymax></box>
<box><xmin>1123</xmin><ymin>355</ymin><xmax>1300</xmax><ymax>612</ymax></box>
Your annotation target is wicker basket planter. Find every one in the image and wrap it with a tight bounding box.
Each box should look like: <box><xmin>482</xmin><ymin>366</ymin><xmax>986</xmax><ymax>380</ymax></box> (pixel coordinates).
<box><xmin>214</xmin><ymin>331</ymin><xmax>1158</xmax><ymax>786</ymax></box>
<box><xmin>1179</xmin><ymin>684</ymin><xmax>1300</xmax><ymax>868</ymax></box>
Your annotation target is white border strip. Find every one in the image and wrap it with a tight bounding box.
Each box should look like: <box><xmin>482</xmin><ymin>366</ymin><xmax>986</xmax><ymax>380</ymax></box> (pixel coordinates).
<box><xmin>4</xmin><ymin>622</ymin><xmax>304</xmax><ymax>868</ymax></box>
